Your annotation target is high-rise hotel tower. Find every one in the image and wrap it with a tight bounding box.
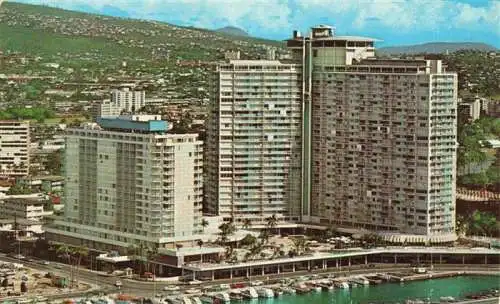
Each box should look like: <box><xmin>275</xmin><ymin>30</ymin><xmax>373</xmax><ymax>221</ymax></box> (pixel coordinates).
<box><xmin>47</xmin><ymin>115</ymin><xmax>203</xmax><ymax>250</ymax></box>
<box><xmin>205</xmin><ymin>61</ymin><xmax>303</xmax><ymax>225</ymax></box>
<box><xmin>207</xmin><ymin>25</ymin><xmax>458</xmax><ymax>243</ymax></box>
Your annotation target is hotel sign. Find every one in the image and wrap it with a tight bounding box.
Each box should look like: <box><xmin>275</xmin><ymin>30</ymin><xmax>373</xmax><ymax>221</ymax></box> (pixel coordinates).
<box><xmin>313</xmin><ymin>29</ymin><xmax>331</xmax><ymax>38</ymax></box>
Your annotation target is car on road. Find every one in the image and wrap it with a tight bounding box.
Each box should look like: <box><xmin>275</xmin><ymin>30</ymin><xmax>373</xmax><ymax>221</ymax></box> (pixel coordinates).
<box><xmin>41</xmin><ymin>261</ymin><xmax>50</xmax><ymax>265</ymax></box>
<box><xmin>53</xmin><ymin>264</ymin><xmax>63</xmax><ymax>269</ymax></box>
<box><xmin>115</xmin><ymin>280</ymin><xmax>123</xmax><ymax>287</ymax></box>
<box><xmin>163</xmin><ymin>285</ymin><xmax>180</xmax><ymax>292</ymax></box>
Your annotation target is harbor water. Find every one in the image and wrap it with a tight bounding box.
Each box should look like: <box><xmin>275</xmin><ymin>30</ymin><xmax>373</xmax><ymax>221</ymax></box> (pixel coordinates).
<box><xmin>248</xmin><ymin>275</ymin><xmax>500</xmax><ymax>304</ymax></box>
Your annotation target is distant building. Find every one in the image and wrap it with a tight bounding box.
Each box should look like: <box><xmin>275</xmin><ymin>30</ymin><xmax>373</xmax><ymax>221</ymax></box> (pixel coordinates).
<box><xmin>46</xmin><ymin>115</ymin><xmax>203</xmax><ymax>250</ymax></box>
<box><xmin>91</xmin><ymin>88</ymin><xmax>146</xmax><ymax>119</ymax></box>
<box><xmin>0</xmin><ymin>194</ymin><xmax>51</xmax><ymax>222</ymax></box>
<box><xmin>458</xmin><ymin>98</ymin><xmax>481</xmax><ymax>122</ymax></box>
<box><xmin>0</xmin><ymin>121</ymin><xmax>30</xmax><ymax>177</ymax></box>
<box><xmin>487</xmin><ymin>100</ymin><xmax>500</xmax><ymax>118</ymax></box>
<box><xmin>224</xmin><ymin>51</ymin><xmax>240</xmax><ymax>60</ymax></box>
<box><xmin>16</xmin><ymin>175</ymin><xmax>64</xmax><ymax>193</ymax></box>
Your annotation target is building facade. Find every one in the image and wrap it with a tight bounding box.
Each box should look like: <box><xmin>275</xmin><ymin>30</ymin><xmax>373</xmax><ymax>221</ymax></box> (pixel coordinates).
<box><xmin>46</xmin><ymin>115</ymin><xmax>203</xmax><ymax>250</ymax></box>
<box><xmin>0</xmin><ymin>120</ymin><xmax>30</xmax><ymax>177</ymax></box>
<box><xmin>205</xmin><ymin>60</ymin><xmax>303</xmax><ymax>225</ymax></box>
<box><xmin>91</xmin><ymin>88</ymin><xmax>146</xmax><ymax>119</ymax></box>
<box><xmin>0</xmin><ymin>195</ymin><xmax>50</xmax><ymax>222</ymax></box>
<box><xmin>458</xmin><ymin>98</ymin><xmax>481</xmax><ymax>123</ymax></box>
<box><xmin>287</xmin><ymin>25</ymin><xmax>458</xmax><ymax>242</ymax></box>
<box><xmin>207</xmin><ymin>25</ymin><xmax>458</xmax><ymax>242</ymax></box>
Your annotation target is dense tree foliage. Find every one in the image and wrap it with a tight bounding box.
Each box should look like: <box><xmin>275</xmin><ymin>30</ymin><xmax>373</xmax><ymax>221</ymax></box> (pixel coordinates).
<box><xmin>0</xmin><ymin>106</ymin><xmax>55</xmax><ymax>122</ymax></box>
<box><xmin>457</xmin><ymin>117</ymin><xmax>500</xmax><ymax>189</ymax></box>
<box><xmin>6</xmin><ymin>184</ymin><xmax>32</xmax><ymax>195</ymax></box>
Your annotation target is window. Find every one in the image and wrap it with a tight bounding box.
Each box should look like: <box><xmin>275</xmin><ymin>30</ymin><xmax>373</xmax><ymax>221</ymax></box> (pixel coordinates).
<box><xmin>313</xmin><ymin>50</ymin><xmax>318</xmax><ymax>57</ymax></box>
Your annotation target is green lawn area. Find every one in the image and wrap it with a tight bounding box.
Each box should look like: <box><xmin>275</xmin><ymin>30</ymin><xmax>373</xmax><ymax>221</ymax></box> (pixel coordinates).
<box><xmin>42</xmin><ymin>115</ymin><xmax>89</xmax><ymax>125</ymax></box>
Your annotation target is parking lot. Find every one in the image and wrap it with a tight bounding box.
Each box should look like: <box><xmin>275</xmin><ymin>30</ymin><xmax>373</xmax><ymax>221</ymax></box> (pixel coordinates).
<box><xmin>0</xmin><ymin>260</ymin><xmax>89</xmax><ymax>299</ymax></box>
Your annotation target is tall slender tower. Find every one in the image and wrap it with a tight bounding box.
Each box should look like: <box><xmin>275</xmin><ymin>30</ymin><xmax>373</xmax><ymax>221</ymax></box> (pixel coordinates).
<box><xmin>205</xmin><ymin>60</ymin><xmax>303</xmax><ymax>225</ymax></box>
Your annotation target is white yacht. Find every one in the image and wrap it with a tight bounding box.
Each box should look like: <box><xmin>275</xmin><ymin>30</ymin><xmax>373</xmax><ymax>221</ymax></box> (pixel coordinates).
<box><xmin>257</xmin><ymin>288</ymin><xmax>274</xmax><ymax>298</ymax></box>
<box><xmin>335</xmin><ymin>281</ymin><xmax>350</xmax><ymax>289</ymax></box>
<box><xmin>241</xmin><ymin>287</ymin><xmax>259</xmax><ymax>299</ymax></box>
<box><xmin>189</xmin><ymin>297</ymin><xmax>202</xmax><ymax>304</ymax></box>
<box><xmin>213</xmin><ymin>292</ymin><xmax>230</xmax><ymax>303</ymax></box>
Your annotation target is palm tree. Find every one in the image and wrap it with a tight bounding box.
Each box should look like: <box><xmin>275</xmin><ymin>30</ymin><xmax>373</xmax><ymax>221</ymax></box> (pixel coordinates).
<box><xmin>73</xmin><ymin>246</ymin><xmax>88</xmax><ymax>285</ymax></box>
<box><xmin>266</xmin><ymin>214</ymin><xmax>278</xmax><ymax>235</ymax></box>
<box><xmin>56</xmin><ymin>245</ymin><xmax>74</xmax><ymax>287</ymax></box>
<box><xmin>201</xmin><ymin>219</ymin><xmax>209</xmax><ymax>232</ymax></box>
<box><xmin>218</xmin><ymin>222</ymin><xmax>236</xmax><ymax>245</ymax></box>
<box><xmin>242</xmin><ymin>218</ymin><xmax>252</xmax><ymax>230</ymax></box>
<box><xmin>259</xmin><ymin>229</ymin><xmax>270</xmax><ymax>245</ymax></box>
<box><xmin>145</xmin><ymin>246</ymin><xmax>158</xmax><ymax>274</ymax></box>
<box><xmin>290</xmin><ymin>236</ymin><xmax>307</xmax><ymax>255</ymax></box>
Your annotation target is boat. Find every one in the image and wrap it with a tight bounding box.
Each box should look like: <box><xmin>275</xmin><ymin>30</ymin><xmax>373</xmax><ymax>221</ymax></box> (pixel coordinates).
<box><xmin>189</xmin><ymin>298</ymin><xmax>202</xmax><ymax>304</ymax></box>
<box><xmin>272</xmin><ymin>287</ymin><xmax>284</xmax><ymax>297</ymax></box>
<box><xmin>229</xmin><ymin>291</ymin><xmax>243</xmax><ymax>301</ymax></box>
<box><xmin>17</xmin><ymin>299</ymin><xmax>34</xmax><ymax>304</ymax></box>
<box><xmin>439</xmin><ymin>296</ymin><xmax>455</xmax><ymax>303</ymax></box>
<box><xmin>213</xmin><ymin>292</ymin><xmax>230</xmax><ymax>303</ymax></box>
<box><xmin>281</xmin><ymin>286</ymin><xmax>296</xmax><ymax>294</ymax></box>
<box><xmin>257</xmin><ymin>288</ymin><xmax>274</xmax><ymax>298</ymax></box>
<box><xmin>308</xmin><ymin>283</ymin><xmax>322</xmax><ymax>292</ymax></box>
<box><xmin>294</xmin><ymin>284</ymin><xmax>311</xmax><ymax>294</ymax></box>
<box><xmin>164</xmin><ymin>297</ymin><xmax>188</xmax><ymax>304</ymax></box>
<box><xmin>317</xmin><ymin>280</ymin><xmax>334</xmax><ymax>291</ymax></box>
<box><xmin>198</xmin><ymin>295</ymin><xmax>213</xmax><ymax>304</ymax></box>
<box><xmin>335</xmin><ymin>281</ymin><xmax>350</xmax><ymax>289</ymax></box>
<box><xmin>349</xmin><ymin>277</ymin><xmax>369</xmax><ymax>286</ymax></box>
<box><xmin>241</xmin><ymin>288</ymin><xmax>258</xmax><ymax>299</ymax></box>
<box><xmin>185</xmin><ymin>289</ymin><xmax>201</xmax><ymax>295</ymax></box>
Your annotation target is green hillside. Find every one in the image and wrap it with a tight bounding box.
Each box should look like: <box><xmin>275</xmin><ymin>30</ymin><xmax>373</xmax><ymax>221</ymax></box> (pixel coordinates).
<box><xmin>0</xmin><ymin>23</ymin><xmax>148</xmax><ymax>58</ymax></box>
<box><xmin>0</xmin><ymin>1</ymin><xmax>281</xmax><ymax>60</ymax></box>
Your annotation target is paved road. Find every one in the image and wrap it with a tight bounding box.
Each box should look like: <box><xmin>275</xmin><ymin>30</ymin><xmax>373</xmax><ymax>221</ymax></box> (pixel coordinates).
<box><xmin>1</xmin><ymin>254</ymin><xmax>498</xmax><ymax>298</ymax></box>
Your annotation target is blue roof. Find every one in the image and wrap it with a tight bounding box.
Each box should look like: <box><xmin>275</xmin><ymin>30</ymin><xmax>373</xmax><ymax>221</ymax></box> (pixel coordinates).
<box><xmin>97</xmin><ymin>117</ymin><xmax>168</xmax><ymax>132</ymax></box>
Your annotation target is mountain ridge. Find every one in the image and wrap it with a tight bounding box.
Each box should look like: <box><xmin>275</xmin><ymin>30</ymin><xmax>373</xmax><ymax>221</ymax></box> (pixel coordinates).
<box><xmin>215</xmin><ymin>26</ymin><xmax>249</xmax><ymax>37</ymax></box>
<box><xmin>378</xmin><ymin>42</ymin><xmax>497</xmax><ymax>55</ymax></box>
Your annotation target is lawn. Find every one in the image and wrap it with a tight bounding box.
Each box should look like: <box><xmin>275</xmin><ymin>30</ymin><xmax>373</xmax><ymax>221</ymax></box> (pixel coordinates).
<box><xmin>42</xmin><ymin>115</ymin><xmax>88</xmax><ymax>125</ymax></box>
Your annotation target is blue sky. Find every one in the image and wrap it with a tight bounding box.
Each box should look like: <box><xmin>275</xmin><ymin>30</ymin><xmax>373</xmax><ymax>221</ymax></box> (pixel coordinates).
<box><xmin>13</xmin><ymin>0</ymin><xmax>500</xmax><ymax>47</ymax></box>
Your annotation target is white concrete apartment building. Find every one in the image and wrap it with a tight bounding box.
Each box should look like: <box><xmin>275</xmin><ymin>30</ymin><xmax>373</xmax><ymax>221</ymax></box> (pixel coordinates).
<box><xmin>205</xmin><ymin>60</ymin><xmax>303</xmax><ymax>225</ymax></box>
<box><xmin>206</xmin><ymin>25</ymin><xmax>458</xmax><ymax>243</ymax></box>
<box><xmin>46</xmin><ymin>115</ymin><xmax>203</xmax><ymax>250</ymax></box>
<box><xmin>0</xmin><ymin>194</ymin><xmax>51</xmax><ymax>222</ymax></box>
<box><xmin>0</xmin><ymin>120</ymin><xmax>29</xmax><ymax>177</ymax></box>
<box><xmin>287</xmin><ymin>25</ymin><xmax>458</xmax><ymax>243</ymax></box>
<box><xmin>91</xmin><ymin>88</ymin><xmax>146</xmax><ymax>118</ymax></box>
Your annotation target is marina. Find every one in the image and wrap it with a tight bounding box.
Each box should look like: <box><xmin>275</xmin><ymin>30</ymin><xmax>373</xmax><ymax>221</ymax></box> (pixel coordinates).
<box><xmin>2</xmin><ymin>273</ymin><xmax>498</xmax><ymax>304</ymax></box>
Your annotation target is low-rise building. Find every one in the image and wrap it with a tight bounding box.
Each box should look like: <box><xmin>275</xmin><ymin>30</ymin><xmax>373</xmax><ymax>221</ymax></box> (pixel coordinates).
<box><xmin>16</xmin><ymin>175</ymin><xmax>64</xmax><ymax>193</ymax></box>
<box><xmin>0</xmin><ymin>194</ymin><xmax>52</xmax><ymax>222</ymax></box>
